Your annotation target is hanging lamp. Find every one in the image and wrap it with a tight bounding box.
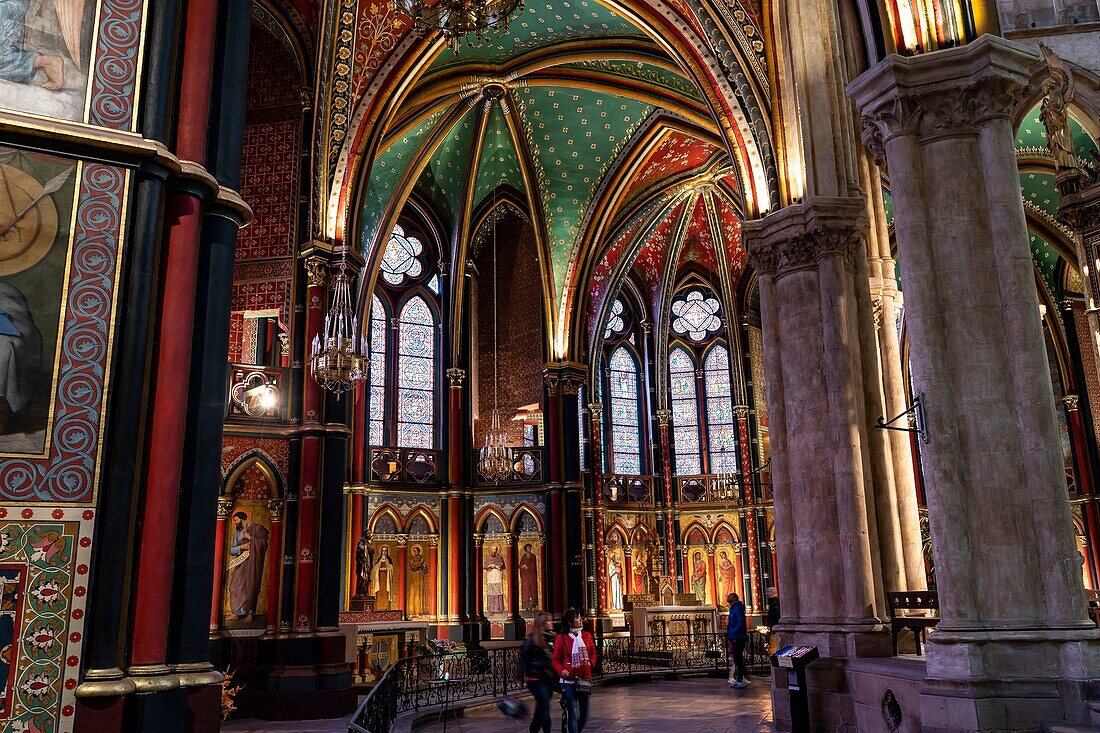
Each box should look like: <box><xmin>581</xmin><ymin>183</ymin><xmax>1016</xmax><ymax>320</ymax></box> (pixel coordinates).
<box><xmin>395</xmin><ymin>0</ymin><xmax>524</xmax><ymax>52</ymax></box>
<box><xmin>477</xmin><ymin>194</ymin><xmax>512</xmax><ymax>482</ymax></box>
<box><xmin>310</xmin><ymin>248</ymin><xmax>367</xmax><ymax>397</ymax></box>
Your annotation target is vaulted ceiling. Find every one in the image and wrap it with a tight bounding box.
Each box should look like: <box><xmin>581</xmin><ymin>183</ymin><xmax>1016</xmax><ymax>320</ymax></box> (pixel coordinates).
<box><xmin>358</xmin><ymin>0</ymin><xmax>758</xmax><ymax>354</ymax></box>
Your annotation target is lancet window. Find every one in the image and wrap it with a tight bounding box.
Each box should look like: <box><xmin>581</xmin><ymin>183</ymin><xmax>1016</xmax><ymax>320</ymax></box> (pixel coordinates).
<box><xmin>368</xmin><ymin>220</ymin><xmax>440</xmax><ymax>449</ymax></box>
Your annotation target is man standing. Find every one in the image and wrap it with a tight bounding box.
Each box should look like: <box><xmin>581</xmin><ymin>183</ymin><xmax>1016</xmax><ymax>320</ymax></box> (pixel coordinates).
<box><xmin>726</xmin><ymin>592</ymin><xmax>748</xmax><ymax>688</ymax></box>
<box><xmin>227</xmin><ymin>511</ymin><xmax>270</xmax><ymax>622</ymax></box>
<box><xmin>519</xmin><ymin>543</ymin><xmax>538</xmax><ymax>611</ymax></box>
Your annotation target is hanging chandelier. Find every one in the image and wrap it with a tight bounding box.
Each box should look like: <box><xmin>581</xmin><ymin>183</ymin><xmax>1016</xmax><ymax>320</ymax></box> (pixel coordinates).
<box><xmin>395</xmin><ymin>0</ymin><xmax>524</xmax><ymax>52</ymax></box>
<box><xmin>477</xmin><ymin>193</ymin><xmax>512</xmax><ymax>483</ymax></box>
<box><xmin>310</xmin><ymin>253</ymin><xmax>367</xmax><ymax>397</ymax></box>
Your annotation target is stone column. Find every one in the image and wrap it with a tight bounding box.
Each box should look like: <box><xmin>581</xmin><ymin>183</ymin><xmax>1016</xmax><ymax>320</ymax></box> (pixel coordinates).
<box><xmin>744</xmin><ymin>198</ymin><xmax>889</xmax><ymax>665</ymax></box>
<box><xmin>654</xmin><ymin>409</ymin><xmax>677</xmax><ymax>582</ymax></box>
<box><xmin>850</xmin><ymin>35</ymin><xmax>1100</xmax><ymax>729</ymax></box>
<box><xmin>209</xmin><ymin>497</ymin><xmax>233</xmax><ymax>633</ymax></box>
<box><xmin>859</xmin><ymin>148</ymin><xmax>926</xmax><ymax>592</ymax></box>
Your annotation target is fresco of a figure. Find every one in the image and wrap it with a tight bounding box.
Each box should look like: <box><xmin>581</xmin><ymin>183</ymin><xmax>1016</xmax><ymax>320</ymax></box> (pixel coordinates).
<box><xmin>225</xmin><ymin>509</ymin><xmax>270</xmax><ymax>624</ymax></box>
<box><xmin>0</xmin><ymin>0</ymin><xmax>94</xmax><ymax>121</ymax></box>
<box><xmin>372</xmin><ymin>545</ymin><xmax>395</xmax><ymax>610</ymax></box>
<box><xmin>691</xmin><ymin>551</ymin><xmax>708</xmax><ymax>603</ymax></box>
<box><xmin>483</xmin><ymin>544</ymin><xmax>506</xmax><ymax>616</ymax></box>
<box><xmin>0</xmin><ymin>149</ymin><xmax>77</xmax><ymax>455</ymax></box>
<box><xmin>608</xmin><ymin>550</ymin><xmax>624</xmax><ymax>610</ymax></box>
<box><xmin>518</xmin><ymin>542</ymin><xmax>539</xmax><ymax>612</ymax></box>
<box><xmin>406</xmin><ymin>544</ymin><xmax>430</xmax><ymax>616</ymax></box>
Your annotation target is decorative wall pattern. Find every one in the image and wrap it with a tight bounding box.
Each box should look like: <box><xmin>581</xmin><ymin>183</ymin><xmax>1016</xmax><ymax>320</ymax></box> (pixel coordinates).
<box><xmin>237</xmin><ymin>120</ymin><xmax>300</xmax><ymax>261</ymax></box>
<box><xmin>0</xmin><ymin>509</ymin><xmax>93</xmax><ymax>733</ymax></box>
<box><xmin>221</xmin><ymin>437</ymin><xmax>291</xmax><ymax>482</ymax></box>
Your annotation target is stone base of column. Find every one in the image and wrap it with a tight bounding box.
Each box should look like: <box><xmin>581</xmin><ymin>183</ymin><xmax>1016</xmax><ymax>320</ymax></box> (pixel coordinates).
<box><xmin>770</xmin><ymin>622</ymin><xmax>892</xmax><ymax>732</ymax></box>
<box><xmin>919</xmin><ymin>627</ymin><xmax>1100</xmax><ymax>731</ymax></box>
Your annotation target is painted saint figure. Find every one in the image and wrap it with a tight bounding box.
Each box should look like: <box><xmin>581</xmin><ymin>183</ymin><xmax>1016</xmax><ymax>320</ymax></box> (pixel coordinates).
<box><xmin>691</xmin><ymin>551</ymin><xmax>707</xmax><ymax>603</ymax></box>
<box><xmin>227</xmin><ymin>511</ymin><xmax>270</xmax><ymax>621</ymax></box>
<box><xmin>519</xmin><ymin>543</ymin><xmax>538</xmax><ymax>611</ymax></box>
<box><xmin>632</xmin><ymin>548</ymin><xmax>648</xmax><ymax>595</ymax></box>
<box><xmin>484</xmin><ymin>544</ymin><xmax>506</xmax><ymax>615</ymax></box>
<box><xmin>718</xmin><ymin>550</ymin><xmax>737</xmax><ymax>601</ymax></box>
<box><xmin>372</xmin><ymin>546</ymin><xmax>393</xmax><ymax>610</ymax></box>
<box><xmin>407</xmin><ymin>545</ymin><xmax>429</xmax><ymax>616</ymax></box>
<box><xmin>608</xmin><ymin>553</ymin><xmax>623</xmax><ymax>610</ymax></box>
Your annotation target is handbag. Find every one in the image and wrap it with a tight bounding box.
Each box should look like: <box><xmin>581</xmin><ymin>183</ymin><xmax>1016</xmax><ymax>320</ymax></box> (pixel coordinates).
<box><xmin>575</xmin><ymin>678</ymin><xmax>593</xmax><ymax>695</ymax></box>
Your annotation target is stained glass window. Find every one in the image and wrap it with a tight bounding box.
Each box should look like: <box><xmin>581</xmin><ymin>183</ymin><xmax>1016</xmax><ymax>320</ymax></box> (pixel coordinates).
<box><xmin>381</xmin><ymin>224</ymin><xmax>424</xmax><ymax>285</ymax></box>
<box><xmin>704</xmin><ymin>345</ymin><xmax>737</xmax><ymax>473</ymax></box>
<box><xmin>604</xmin><ymin>298</ymin><xmax>626</xmax><ymax>339</ymax></box>
<box><xmin>609</xmin><ymin>346</ymin><xmax>642</xmax><ymax>474</ymax></box>
<box><xmin>397</xmin><ymin>296</ymin><xmax>435</xmax><ymax>448</ymax></box>
<box><xmin>369</xmin><ymin>294</ymin><xmax>387</xmax><ymax>446</ymax></box>
<box><xmin>669</xmin><ymin>347</ymin><xmax>701</xmax><ymax>475</ymax></box>
<box><xmin>671</xmin><ymin>289</ymin><xmax>721</xmax><ymax>341</ymax></box>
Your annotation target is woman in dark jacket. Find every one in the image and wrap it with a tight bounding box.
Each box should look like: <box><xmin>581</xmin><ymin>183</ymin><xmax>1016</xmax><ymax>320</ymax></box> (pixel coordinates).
<box><xmin>520</xmin><ymin>611</ymin><xmax>555</xmax><ymax>733</ymax></box>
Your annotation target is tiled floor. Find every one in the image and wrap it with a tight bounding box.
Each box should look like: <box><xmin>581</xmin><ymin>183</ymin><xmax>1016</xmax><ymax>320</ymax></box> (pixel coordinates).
<box><xmin>222</xmin><ymin>675</ymin><xmax>774</xmax><ymax>733</ymax></box>
<box><xmin>416</xmin><ymin>676</ymin><xmax>773</xmax><ymax>733</ymax></box>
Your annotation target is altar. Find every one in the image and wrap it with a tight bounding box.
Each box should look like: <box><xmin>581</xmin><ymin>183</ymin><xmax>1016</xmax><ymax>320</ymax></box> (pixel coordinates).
<box><xmin>630</xmin><ymin>604</ymin><xmax>719</xmax><ymax>640</ymax></box>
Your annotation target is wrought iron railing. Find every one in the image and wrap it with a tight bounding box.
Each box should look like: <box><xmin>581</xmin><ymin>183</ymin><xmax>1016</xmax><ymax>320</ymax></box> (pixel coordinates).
<box><xmin>347</xmin><ymin>631</ymin><xmax>769</xmax><ymax>733</ymax></box>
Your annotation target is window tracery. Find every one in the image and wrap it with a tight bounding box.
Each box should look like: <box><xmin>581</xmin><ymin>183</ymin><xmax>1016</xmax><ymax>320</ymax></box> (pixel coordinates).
<box><xmin>609</xmin><ymin>346</ymin><xmax>642</xmax><ymax>474</ymax></box>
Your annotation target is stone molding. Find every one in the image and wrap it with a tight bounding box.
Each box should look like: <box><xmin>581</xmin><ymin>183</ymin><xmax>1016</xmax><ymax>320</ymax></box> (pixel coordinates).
<box><xmin>743</xmin><ymin>197</ymin><xmax>867</xmax><ymax>278</ymax></box>
<box><xmin>848</xmin><ymin>35</ymin><xmax>1036</xmax><ymax>167</ymax></box>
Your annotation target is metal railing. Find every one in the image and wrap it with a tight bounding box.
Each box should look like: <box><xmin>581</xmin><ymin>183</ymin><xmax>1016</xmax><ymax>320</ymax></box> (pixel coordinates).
<box><xmin>348</xmin><ymin>631</ymin><xmax>769</xmax><ymax>733</ymax></box>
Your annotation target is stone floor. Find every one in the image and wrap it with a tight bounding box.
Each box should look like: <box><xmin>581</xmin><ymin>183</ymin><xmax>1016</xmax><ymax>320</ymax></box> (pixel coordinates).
<box><xmin>223</xmin><ymin>676</ymin><xmax>773</xmax><ymax>733</ymax></box>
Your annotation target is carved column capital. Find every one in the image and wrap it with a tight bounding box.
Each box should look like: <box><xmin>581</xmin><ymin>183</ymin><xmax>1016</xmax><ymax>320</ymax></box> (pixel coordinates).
<box><xmin>744</xmin><ymin>198</ymin><xmax>867</xmax><ymax>277</ymax></box>
<box><xmin>268</xmin><ymin>500</ymin><xmax>284</xmax><ymax>521</ymax></box>
<box><xmin>543</xmin><ymin>372</ymin><xmax>560</xmax><ymax>395</ymax></box>
<box><xmin>216</xmin><ymin>497</ymin><xmax>234</xmax><ymax>519</ymax></box>
<box><xmin>446</xmin><ymin>368</ymin><xmax>466</xmax><ymax>388</ymax></box>
<box><xmin>848</xmin><ymin>36</ymin><xmax>1034</xmax><ymax>161</ymax></box>
<box><xmin>1064</xmin><ymin>394</ymin><xmax>1080</xmax><ymax>411</ymax></box>
<box><xmin>588</xmin><ymin>403</ymin><xmax>603</xmax><ymax>418</ymax></box>
<box><xmin>732</xmin><ymin>405</ymin><xmax>751</xmax><ymax>420</ymax></box>
<box><xmin>304</xmin><ymin>256</ymin><xmax>330</xmax><ymax>288</ymax></box>
<box><xmin>655</xmin><ymin>409</ymin><xmax>671</xmax><ymax>426</ymax></box>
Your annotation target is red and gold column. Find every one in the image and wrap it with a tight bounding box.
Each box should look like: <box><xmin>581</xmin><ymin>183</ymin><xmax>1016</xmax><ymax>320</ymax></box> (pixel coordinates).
<box><xmin>129</xmin><ymin>0</ymin><xmax>219</xmax><ymax>671</ymax></box>
<box><xmin>446</xmin><ymin>368</ymin><xmax>465</xmax><ymax>621</ymax></box>
<box><xmin>266</xmin><ymin>500</ymin><xmax>284</xmax><ymax>632</ymax></box>
<box><xmin>734</xmin><ymin>405</ymin><xmax>760</xmax><ymax>609</ymax></box>
<box><xmin>545</xmin><ymin>370</ymin><xmax>564</xmax><ymax>611</ymax></box>
<box><xmin>209</xmin><ymin>497</ymin><xmax>233</xmax><ymax>632</ymax></box>
<box><xmin>655</xmin><ymin>409</ymin><xmax>676</xmax><ymax>582</ymax></box>
<box><xmin>294</xmin><ymin>255</ymin><xmax>328</xmax><ymax>631</ymax></box>
<box><xmin>706</xmin><ymin>545</ymin><xmax>718</xmax><ymax>605</ymax></box>
<box><xmin>589</xmin><ymin>403</ymin><xmax>608</xmax><ymax>617</ymax></box>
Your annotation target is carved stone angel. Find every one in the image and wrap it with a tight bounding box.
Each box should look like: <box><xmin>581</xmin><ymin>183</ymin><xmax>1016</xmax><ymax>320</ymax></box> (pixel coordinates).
<box><xmin>1039</xmin><ymin>42</ymin><xmax>1077</xmax><ymax>172</ymax></box>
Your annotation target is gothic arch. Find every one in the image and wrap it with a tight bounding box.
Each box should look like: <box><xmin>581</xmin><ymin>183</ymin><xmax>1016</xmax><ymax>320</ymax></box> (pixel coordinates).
<box><xmin>222</xmin><ymin>452</ymin><xmax>286</xmax><ymax>498</ymax></box>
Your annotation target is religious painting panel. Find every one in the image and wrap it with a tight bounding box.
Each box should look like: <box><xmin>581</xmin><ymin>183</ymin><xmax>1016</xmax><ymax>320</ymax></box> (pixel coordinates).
<box><xmin>481</xmin><ymin>536</ymin><xmax>509</xmax><ymax>621</ymax></box>
<box><xmin>685</xmin><ymin>525</ymin><xmax>710</xmax><ymax>604</ymax></box>
<box><xmin>404</xmin><ymin>512</ymin><xmax>436</xmax><ymax>619</ymax></box>
<box><xmin>0</xmin><ymin>0</ymin><xmax>145</xmax><ymax>128</ymax></box>
<box><xmin>222</xmin><ymin>500</ymin><xmax>274</xmax><ymax>630</ymax></box>
<box><xmin>516</xmin><ymin>537</ymin><xmax>543</xmax><ymax>616</ymax></box>
<box><xmin>629</xmin><ymin>527</ymin><xmax>658</xmax><ymax>597</ymax></box>
<box><xmin>0</xmin><ymin>509</ymin><xmax>93</xmax><ymax>733</ymax></box>
<box><xmin>370</xmin><ymin>540</ymin><xmax>400</xmax><ymax>612</ymax></box>
<box><xmin>605</xmin><ymin>529</ymin><xmax>626</xmax><ymax>613</ymax></box>
<box><xmin>713</xmin><ymin>525</ymin><xmax>742</xmax><ymax>607</ymax></box>
<box><xmin>0</xmin><ymin>152</ymin><xmax>127</xmax><ymax>502</ymax></box>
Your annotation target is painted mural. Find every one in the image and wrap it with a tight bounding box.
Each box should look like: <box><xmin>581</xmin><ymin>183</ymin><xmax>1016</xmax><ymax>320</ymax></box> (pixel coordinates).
<box><xmin>0</xmin><ymin>148</ymin><xmax>77</xmax><ymax>455</ymax></box>
<box><xmin>483</xmin><ymin>542</ymin><xmax>507</xmax><ymax>616</ymax></box>
<box><xmin>223</xmin><ymin>504</ymin><xmax>272</xmax><ymax>628</ymax></box>
<box><xmin>372</xmin><ymin>543</ymin><xmax>397</xmax><ymax>611</ymax></box>
<box><xmin>0</xmin><ymin>511</ymin><xmax>93</xmax><ymax>733</ymax></box>
<box><xmin>0</xmin><ymin>0</ymin><xmax>94</xmax><ymax>121</ymax></box>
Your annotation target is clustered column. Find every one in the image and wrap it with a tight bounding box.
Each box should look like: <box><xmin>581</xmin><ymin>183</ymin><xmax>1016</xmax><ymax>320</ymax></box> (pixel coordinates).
<box><xmin>744</xmin><ymin>198</ymin><xmax>891</xmax><ymax>669</ymax></box>
<box><xmin>849</xmin><ymin>35</ymin><xmax>1100</xmax><ymax>729</ymax></box>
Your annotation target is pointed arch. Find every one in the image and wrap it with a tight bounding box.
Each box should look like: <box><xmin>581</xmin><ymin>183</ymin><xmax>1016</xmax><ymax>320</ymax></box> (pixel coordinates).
<box><xmin>703</xmin><ymin>341</ymin><xmax>737</xmax><ymax>473</ymax></box>
<box><xmin>475</xmin><ymin>506</ymin><xmax>510</xmax><ymax>534</ymax></box>
<box><xmin>397</xmin><ymin>293</ymin><xmax>437</xmax><ymax>449</ymax></box>
<box><xmin>510</xmin><ymin>504</ymin><xmax>545</xmax><ymax>534</ymax></box>
<box><xmin>404</xmin><ymin>506</ymin><xmax>438</xmax><ymax>534</ymax></box>
<box><xmin>370</xmin><ymin>504</ymin><xmax>404</xmax><ymax>535</ymax></box>
<box><xmin>222</xmin><ymin>451</ymin><xmax>286</xmax><ymax>498</ymax></box>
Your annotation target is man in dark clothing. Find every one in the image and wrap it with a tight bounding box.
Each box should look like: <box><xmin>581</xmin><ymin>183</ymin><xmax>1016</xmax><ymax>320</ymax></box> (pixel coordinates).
<box><xmin>766</xmin><ymin>586</ymin><xmax>780</xmax><ymax>626</ymax></box>
<box><xmin>726</xmin><ymin>592</ymin><xmax>748</xmax><ymax>687</ymax></box>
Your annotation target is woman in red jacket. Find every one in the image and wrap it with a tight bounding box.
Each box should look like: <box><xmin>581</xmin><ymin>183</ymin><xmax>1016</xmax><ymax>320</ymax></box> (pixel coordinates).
<box><xmin>552</xmin><ymin>608</ymin><xmax>597</xmax><ymax>733</ymax></box>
